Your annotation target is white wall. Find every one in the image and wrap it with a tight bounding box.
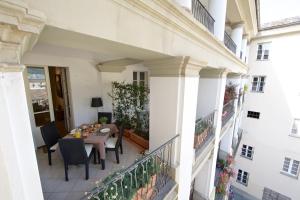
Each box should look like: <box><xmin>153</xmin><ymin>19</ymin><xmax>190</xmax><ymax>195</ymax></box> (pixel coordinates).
<box><xmin>233</xmin><ymin>30</ymin><xmax>300</xmax><ymax>199</ymax></box>
<box><xmin>100</xmin><ymin>64</ymin><xmax>149</xmax><ymax>114</ymax></box>
<box><xmin>196</xmin><ymin>78</ymin><xmax>220</xmax><ymax>119</ymax></box>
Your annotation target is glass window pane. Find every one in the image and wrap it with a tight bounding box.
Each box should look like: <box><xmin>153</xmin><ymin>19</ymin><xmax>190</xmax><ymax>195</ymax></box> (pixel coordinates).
<box><xmin>133</xmin><ymin>72</ymin><xmax>137</xmax><ymax>80</ymax></box>
<box><xmin>140</xmin><ymin>72</ymin><xmax>145</xmax><ymax>80</ymax></box>
<box><xmin>27</xmin><ymin>67</ymin><xmax>51</xmax><ymax>126</ymax></box>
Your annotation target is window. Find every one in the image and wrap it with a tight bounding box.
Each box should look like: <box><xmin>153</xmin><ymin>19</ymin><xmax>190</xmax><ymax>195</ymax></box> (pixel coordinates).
<box><xmin>27</xmin><ymin>67</ymin><xmax>51</xmax><ymax>127</ymax></box>
<box><xmin>257</xmin><ymin>43</ymin><xmax>271</xmax><ymax>60</ymax></box>
<box><xmin>282</xmin><ymin>157</ymin><xmax>300</xmax><ymax>177</ymax></box>
<box><xmin>251</xmin><ymin>76</ymin><xmax>266</xmax><ymax>92</ymax></box>
<box><xmin>237</xmin><ymin>169</ymin><xmax>249</xmax><ymax>186</ymax></box>
<box><xmin>133</xmin><ymin>71</ymin><xmax>148</xmax><ymax>86</ymax></box>
<box><xmin>291</xmin><ymin>119</ymin><xmax>300</xmax><ymax>135</ymax></box>
<box><xmin>247</xmin><ymin>111</ymin><xmax>260</xmax><ymax>119</ymax></box>
<box><xmin>241</xmin><ymin>144</ymin><xmax>254</xmax><ymax>159</ymax></box>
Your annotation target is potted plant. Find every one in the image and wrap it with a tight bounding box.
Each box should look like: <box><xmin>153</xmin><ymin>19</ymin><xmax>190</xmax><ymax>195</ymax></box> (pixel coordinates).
<box><xmin>99</xmin><ymin>116</ymin><xmax>108</xmax><ymax>125</ymax></box>
<box><xmin>224</xmin><ymin>83</ymin><xmax>237</xmax><ymax>105</ymax></box>
<box><xmin>194</xmin><ymin>120</ymin><xmax>209</xmax><ymax>148</ymax></box>
<box><xmin>109</xmin><ymin>82</ymin><xmax>150</xmax><ymax>149</ymax></box>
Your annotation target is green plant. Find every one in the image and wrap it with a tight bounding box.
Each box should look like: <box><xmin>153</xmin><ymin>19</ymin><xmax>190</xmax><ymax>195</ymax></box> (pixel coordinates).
<box><xmin>93</xmin><ymin>156</ymin><xmax>160</xmax><ymax>200</ymax></box>
<box><xmin>99</xmin><ymin>117</ymin><xmax>108</xmax><ymax>124</ymax></box>
<box><xmin>244</xmin><ymin>84</ymin><xmax>249</xmax><ymax>92</ymax></box>
<box><xmin>224</xmin><ymin>82</ymin><xmax>237</xmax><ymax>105</ymax></box>
<box><xmin>195</xmin><ymin>120</ymin><xmax>209</xmax><ymax>136</ymax></box>
<box><xmin>109</xmin><ymin>82</ymin><xmax>149</xmax><ymax>140</ymax></box>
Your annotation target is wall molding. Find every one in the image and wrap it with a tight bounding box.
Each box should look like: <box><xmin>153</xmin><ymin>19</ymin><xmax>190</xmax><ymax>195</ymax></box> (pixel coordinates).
<box><xmin>144</xmin><ymin>56</ymin><xmax>206</xmax><ymax>77</ymax></box>
<box><xmin>0</xmin><ymin>0</ymin><xmax>46</xmax><ymax>64</ymax></box>
<box><xmin>112</xmin><ymin>0</ymin><xmax>247</xmax><ymax>73</ymax></box>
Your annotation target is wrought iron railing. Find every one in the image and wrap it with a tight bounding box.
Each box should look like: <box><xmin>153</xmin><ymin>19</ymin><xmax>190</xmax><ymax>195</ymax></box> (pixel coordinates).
<box><xmin>224</xmin><ymin>32</ymin><xmax>237</xmax><ymax>54</ymax></box>
<box><xmin>192</xmin><ymin>0</ymin><xmax>215</xmax><ymax>33</ymax></box>
<box><xmin>237</xmin><ymin>93</ymin><xmax>243</xmax><ymax>107</ymax></box>
<box><xmin>222</xmin><ymin>100</ymin><xmax>235</xmax><ymax>127</ymax></box>
<box><xmin>84</xmin><ymin>135</ymin><xmax>179</xmax><ymax>200</ymax></box>
<box><xmin>194</xmin><ymin>111</ymin><xmax>215</xmax><ymax>154</ymax></box>
<box><xmin>233</xmin><ymin>129</ymin><xmax>243</xmax><ymax>157</ymax></box>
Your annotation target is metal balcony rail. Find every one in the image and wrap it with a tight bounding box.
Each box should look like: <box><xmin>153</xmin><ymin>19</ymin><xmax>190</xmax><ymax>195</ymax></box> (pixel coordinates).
<box><xmin>233</xmin><ymin>129</ymin><xmax>243</xmax><ymax>157</ymax></box>
<box><xmin>237</xmin><ymin>93</ymin><xmax>243</xmax><ymax>107</ymax></box>
<box><xmin>84</xmin><ymin>135</ymin><xmax>179</xmax><ymax>200</ymax></box>
<box><xmin>192</xmin><ymin>0</ymin><xmax>215</xmax><ymax>33</ymax></box>
<box><xmin>224</xmin><ymin>32</ymin><xmax>237</xmax><ymax>54</ymax></box>
<box><xmin>222</xmin><ymin>100</ymin><xmax>235</xmax><ymax>127</ymax></box>
<box><xmin>194</xmin><ymin>111</ymin><xmax>215</xmax><ymax>154</ymax></box>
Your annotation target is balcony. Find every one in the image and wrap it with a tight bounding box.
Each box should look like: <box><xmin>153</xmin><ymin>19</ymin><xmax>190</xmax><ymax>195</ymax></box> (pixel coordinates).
<box><xmin>224</xmin><ymin>32</ymin><xmax>237</xmax><ymax>54</ymax></box>
<box><xmin>194</xmin><ymin>111</ymin><xmax>215</xmax><ymax>158</ymax></box>
<box><xmin>192</xmin><ymin>0</ymin><xmax>215</xmax><ymax>33</ymax></box>
<box><xmin>85</xmin><ymin>135</ymin><xmax>179</xmax><ymax>200</ymax></box>
<box><xmin>221</xmin><ymin>100</ymin><xmax>235</xmax><ymax>128</ymax></box>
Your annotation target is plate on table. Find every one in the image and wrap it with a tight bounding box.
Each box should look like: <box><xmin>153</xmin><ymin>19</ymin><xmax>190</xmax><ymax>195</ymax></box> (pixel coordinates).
<box><xmin>70</xmin><ymin>129</ymin><xmax>76</xmax><ymax>135</ymax></box>
<box><xmin>100</xmin><ymin>128</ymin><xmax>110</xmax><ymax>133</ymax></box>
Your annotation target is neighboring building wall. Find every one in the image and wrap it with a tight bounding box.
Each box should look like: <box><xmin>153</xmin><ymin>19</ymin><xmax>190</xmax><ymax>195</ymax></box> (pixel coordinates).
<box><xmin>233</xmin><ymin>27</ymin><xmax>300</xmax><ymax>199</ymax></box>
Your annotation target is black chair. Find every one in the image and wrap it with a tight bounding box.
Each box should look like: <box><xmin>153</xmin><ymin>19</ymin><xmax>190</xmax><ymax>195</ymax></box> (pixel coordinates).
<box><xmin>98</xmin><ymin>112</ymin><xmax>112</xmax><ymax>124</ymax></box>
<box><xmin>105</xmin><ymin>125</ymin><xmax>124</xmax><ymax>164</ymax></box>
<box><xmin>58</xmin><ymin>138</ymin><xmax>95</xmax><ymax>181</ymax></box>
<box><xmin>40</xmin><ymin>122</ymin><xmax>61</xmax><ymax>166</ymax></box>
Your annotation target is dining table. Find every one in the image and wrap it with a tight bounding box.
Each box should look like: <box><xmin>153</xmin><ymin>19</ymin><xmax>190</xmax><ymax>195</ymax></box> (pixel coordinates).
<box><xmin>65</xmin><ymin>123</ymin><xmax>119</xmax><ymax>170</ymax></box>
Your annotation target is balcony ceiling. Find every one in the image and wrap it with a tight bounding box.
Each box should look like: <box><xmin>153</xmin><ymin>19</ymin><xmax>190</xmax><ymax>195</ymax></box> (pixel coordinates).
<box><xmin>26</xmin><ymin>25</ymin><xmax>169</xmax><ymax>64</ymax></box>
<box><xmin>226</xmin><ymin>0</ymin><xmax>258</xmax><ymax>38</ymax></box>
<box><xmin>226</xmin><ymin>0</ymin><xmax>242</xmax><ymax>24</ymax></box>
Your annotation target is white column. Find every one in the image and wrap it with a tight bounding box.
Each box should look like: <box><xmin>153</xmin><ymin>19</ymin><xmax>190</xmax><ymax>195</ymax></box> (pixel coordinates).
<box><xmin>0</xmin><ymin>65</ymin><xmax>44</xmax><ymax>200</ymax></box>
<box><xmin>230</xmin><ymin>24</ymin><xmax>244</xmax><ymax>57</ymax></box>
<box><xmin>241</xmin><ymin>37</ymin><xmax>248</xmax><ymax>61</ymax></box>
<box><xmin>208</xmin><ymin>0</ymin><xmax>227</xmax><ymax>41</ymax></box>
<box><xmin>173</xmin><ymin>0</ymin><xmax>192</xmax><ymax>10</ymax></box>
<box><xmin>147</xmin><ymin>57</ymin><xmax>202</xmax><ymax>200</ymax></box>
<box><xmin>207</xmin><ymin>70</ymin><xmax>227</xmax><ymax>199</ymax></box>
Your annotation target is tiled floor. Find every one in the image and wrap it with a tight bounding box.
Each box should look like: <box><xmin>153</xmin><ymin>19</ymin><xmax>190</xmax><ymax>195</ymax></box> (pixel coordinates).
<box><xmin>36</xmin><ymin>139</ymin><xmax>143</xmax><ymax>200</ymax></box>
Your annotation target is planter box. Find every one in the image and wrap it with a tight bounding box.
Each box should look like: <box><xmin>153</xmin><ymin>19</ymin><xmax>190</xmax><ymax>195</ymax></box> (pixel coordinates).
<box><xmin>132</xmin><ymin>174</ymin><xmax>156</xmax><ymax>200</ymax></box>
<box><xmin>124</xmin><ymin>129</ymin><xmax>134</xmax><ymax>138</ymax></box>
<box><xmin>194</xmin><ymin>128</ymin><xmax>209</xmax><ymax>149</ymax></box>
<box><xmin>130</xmin><ymin>132</ymin><xmax>149</xmax><ymax>149</ymax></box>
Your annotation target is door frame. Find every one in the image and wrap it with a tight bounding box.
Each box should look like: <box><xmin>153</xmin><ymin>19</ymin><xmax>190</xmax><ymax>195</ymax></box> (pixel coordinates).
<box><xmin>23</xmin><ymin>65</ymin><xmax>73</xmax><ymax>148</ymax></box>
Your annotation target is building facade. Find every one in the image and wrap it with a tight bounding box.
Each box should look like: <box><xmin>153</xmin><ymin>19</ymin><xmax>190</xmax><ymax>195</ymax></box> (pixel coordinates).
<box><xmin>233</xmin><ymin>25</ymin><xmax>300</xmax><ymax>200</ymax></box>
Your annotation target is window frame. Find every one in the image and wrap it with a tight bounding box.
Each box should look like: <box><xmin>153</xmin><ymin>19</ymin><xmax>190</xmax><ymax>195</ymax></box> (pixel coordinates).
<box><xmin>236</xmin><ymin>169</ymin><xmax>249</xmax><ymax>186</ymax></box>
<box><xmin>256</xmin><ymin>42</ymin><xmax>271</xmax><ymax>61</ymax></box>
<box><xmin>251</xmin><ymin>76</ymin><xmax>266</xmax><ymax>93</ymax></box>
<box><xmin>133</xmin><ymin>71</ymin><xmax>148</xmax><ymax>86</ymax></box>
<box><xmin>241</xmin><ymin>144</ymin><xmax>254</xmax><ymax>160</ymax></box>
<box><xmin>281</xmin><ymin>157</ymin><xmax>300</xmax><ymax>178</ymax></box>
<box><xmin>247</xmin><ymin>111</ymin><xmax>260</xmax><ymax>119</ymax></box>
<box><xmin>290</xmin><ymin>119</ymin><xmax>300</xmax><ymax>137</ymax></box>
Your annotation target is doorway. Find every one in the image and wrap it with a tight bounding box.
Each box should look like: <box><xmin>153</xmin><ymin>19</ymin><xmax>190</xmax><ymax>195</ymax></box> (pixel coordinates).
<box><xmin>24</xmin><ymin>66</ymin><xmax>72</xmax><ymax>148</ymax></box>
<box><xmin>48</xmin><ymin>67</ymin><xmax>71</xmax><ymax>137</ymax></box>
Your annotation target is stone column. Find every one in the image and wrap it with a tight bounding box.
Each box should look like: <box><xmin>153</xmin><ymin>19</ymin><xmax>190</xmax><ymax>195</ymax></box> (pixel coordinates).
<box><xmin>208</xmin><ymin>0</ymin><xmax>228</xmax><ymax>41</ymax></box>
<box><xmin>0</xmin><ymin>1</ymin><xmax>45</xmax><ymax>200</ymax></box>
<box><xmin>241</xmin><ymin>37</ymin><xmax>248</xmax><ymax>61</ymax></box>
<box><xmin>145</xmin><ymin>57</ymin><xmax>204</xmax><ymax>200</ymax></box>
<box><xmin>173</xmin><ymin>0</ymin><xmax>192</xmax><ymax>10</ymax></box>
<box><xmin>204</xmin><ymin>69</ymin><xmax>228</xmax><ymax>199</ymax></box>
<box><xmin>230</xmin><ymin>23</ymin><xmax>244</xmax><ymax>57</ymax></box>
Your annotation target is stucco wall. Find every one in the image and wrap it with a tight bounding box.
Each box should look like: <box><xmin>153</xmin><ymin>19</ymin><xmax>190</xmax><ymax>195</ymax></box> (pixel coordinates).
<box><xmin>233</xmin><ymin>31</ymin><xmax>300</xmax><ymax>199</ymax></box>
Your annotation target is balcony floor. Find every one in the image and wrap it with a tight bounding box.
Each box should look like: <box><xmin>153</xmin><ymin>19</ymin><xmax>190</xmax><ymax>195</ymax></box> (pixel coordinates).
<box><xmin>36</xmin><ymin>138</ymin><xmax>143</xmax><ymax>200</ymax></box>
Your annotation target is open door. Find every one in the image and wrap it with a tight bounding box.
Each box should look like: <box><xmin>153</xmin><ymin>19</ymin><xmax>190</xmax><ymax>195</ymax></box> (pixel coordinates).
<box><xmin>48</xmin><ymin>67</ymin><xmax>72</xmax><ymax>137</ymax></box>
